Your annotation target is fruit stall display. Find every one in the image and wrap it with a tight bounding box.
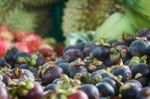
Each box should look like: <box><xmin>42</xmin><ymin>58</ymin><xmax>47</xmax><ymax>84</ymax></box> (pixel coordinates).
<box><xmin>0</xmin><ymin>24</ymin><xmax>59</xmax><ymax>58</ymax></box>
<box><xmin>0</xmin><ymin>0</ymin><xmax>150</xmax><ymax>99</ymax></box>
<box><xmin>0</xmin><ymin>27</ymin><xmax>150</xmax><ymax>99</ymax></box>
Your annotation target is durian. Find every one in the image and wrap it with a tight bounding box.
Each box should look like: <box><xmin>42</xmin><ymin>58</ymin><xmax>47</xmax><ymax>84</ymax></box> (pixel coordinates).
<box><xmin>62</xmin><ymin>0</ymin><xmax>120</xmax><ymax>36</ymax></box>
<box><xmin>0</xmin><ymin>4</ymin><xmax>51</xmax><ymax>35</ymax></box>
<box><xmin>0</xmin><ymin>0</ymin><xmax>16</xmax><ymax>18</ymax></box>
<box><xmin>20</xmin><ymin>0</ymin><xmax>58</xmax><ymax>7</ymax></box>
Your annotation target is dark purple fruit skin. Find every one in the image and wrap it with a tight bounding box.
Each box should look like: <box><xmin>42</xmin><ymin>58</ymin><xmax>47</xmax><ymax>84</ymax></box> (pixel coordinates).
<box><xmin>42</xmin><ymin>66</ymin><xmax>63</xmax><ymax>85</ymax></box>
<box><xmin>83</xmin><ymin>42</ymin><xmax>96</xmax><ymax>57</ymax></box>
<box><xmin>90</xmin><ymin>71</ymin><xmax>114</xmax><ymax>81</ymax></box>
<box><xmin>14</xmin><ymin>52</ymin><xmax>31</xmax><ymax>65</ymax></box>
<box><xmin>54</xmin><ymin>59</ymin><xmax>67</xmax><ymax>65</ymax></box>
<box><xmin>19</xmin><ymin>83</ymin><xmax>43</xmax><ymax>99</ymax></box>
<box><xmin>57</xmin><ymin>63</ymin><xmax>71</xmax><ymax>74</ymax></box>
<box><xmin>35</xmin><ymin>56</ymin><xmax>45</xmax><ymax>67</ymax></box>
<box><xmin>147</xmin><ymin>46</ymin><xmax>150</xmax><ymax>56</ymax></box>
<box><xmin>131</xmin><ymin>63</ymin><xmax>149</xmax><ymax>78</ymax></box>
<box><xmin>52</xmin><ymin>78</ymin><xmax>61</xmax><ymax>84</ymax></box>
<box><xmin>44</xmin><ymin>84</ymin><xmax>56</xmax><ymax>91</ymax></box>
<box><xmin>75</xmin><ymin>42</ymin><xmax>86</xmax><ymax>51</ymax></box>
<box><xmin>2</xmin><ymin>74</ymin><xmax>12</xmax><ymax>86</ymax></box>
<box><xmin>96</xmin><ymin>82</ymin><xmax>115</xmax><ymax>97</ymax></box>
<box><xmin>136</xmin><ymin>87</ymin><xmax>150</xmax><ymax>99</ymax></box>
<box><xmin>136</xmin><ymin>28</ymin><xmax>150</xmax><ymax>40</ymax></box>
<box><xmin>126</xmin><ymin>80</ymin><xmax>142</xmax><ymax>88</ymax></box>
<box><xmin>0</xmin><ymin>58</ymin><xmax>11</xmax><ymax>68</ymax></box>
<box><xmin>63</xmin><ymin>45</ymin><xmax>80</xmax><ymax>53</ymax></box>
<box><xmin>80</xmin><ymin>84</ymin><xmax>99</xmax><ymax>99</ymax></box>
<box><xmin>0</xmin><ymin>86</ymin><xmax>8</xmax><ymax>99</ymax></box>
<box><xmin>104</xmin><ymin>58</ymin><xmax>116</xmax><ymax>67</ymax></box>
<box><xmin>100</xmin><ymin>72</ymin><xmax>114</xmax><ymax>79</ymax></box>
<box><xmin>100</xmin><ymin>77</ymin><xmax>118</xmax><ymax>95</ymax></box>
<box><xmin>129</xmin><ymin>40</ymin><xmax>149</xmax><ymax>56</ymax></box>
<box><xmin>92</xmin><ymin>46</ymin><xmax>110</xmax><ymax>60</ymax></box>
<box><xmin>112</xmin><ymin>66</ymin><xmax>132</xmax><ymax>82</ymax></box>
<box><xmin>136</xmin><ymin>76</ymin><xmax>150</xmax><ymax>87</ymax></box>
<box><xmin>120</xmin><ymin>83</ymin><xmax>141</xmax><ymax>99</ymax></box>
<box><xmin>5</xmin><ymin>48</ymin><xmax>19</xmax><ymax>67</ymax></box>
<box><xmin>19</xmin><ymin>64</ymin><xmax>29</xmax><ymax>69</ymax></box>
<box><xmin>62</xmin><ymin>49</ymin><xmax>83</xmax><ymax>62</ymax></box>
<box><xmin>68</xmin><ymin>66</ymin><xmax>87</xmax><ymax>78</ymax></box>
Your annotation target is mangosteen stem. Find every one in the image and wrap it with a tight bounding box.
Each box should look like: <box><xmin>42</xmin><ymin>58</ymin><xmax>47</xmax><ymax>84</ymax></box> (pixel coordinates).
<box><xmin>95</xmin><ymin>38</ymin><xmax>110</xmax><ymax>46</ymax></box>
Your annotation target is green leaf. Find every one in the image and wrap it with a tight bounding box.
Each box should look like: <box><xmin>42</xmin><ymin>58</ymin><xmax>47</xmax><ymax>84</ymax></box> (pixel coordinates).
<box><xmin>94</xmin><ymin>12</ymin><xmax>136</xmax><ymax>40</ymax></box>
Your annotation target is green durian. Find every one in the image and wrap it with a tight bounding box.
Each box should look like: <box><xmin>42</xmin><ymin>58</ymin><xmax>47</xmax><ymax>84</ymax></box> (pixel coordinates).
<box><xmin>20</xmin><ymin>0</ymin><xmax>57</xmax><ymax>7</ymax></box>
<box><xmin>62</xmin><ymin>0</ymin><xmax>118</xmax><ymax>36</ymax></box>
<box><xmin>94</xmin><ymin>12</ymin><xmax>137</xmax><ymax>40</ymax></box>
<box><xmin>0</xmin><ymin>0</ymin><xmax>17</xmax><ymax>18</ymax></box>
<box><xmin>1</xmin><ymin>4</ymin><xmax>50</xmax><ymax>34</ymax></box>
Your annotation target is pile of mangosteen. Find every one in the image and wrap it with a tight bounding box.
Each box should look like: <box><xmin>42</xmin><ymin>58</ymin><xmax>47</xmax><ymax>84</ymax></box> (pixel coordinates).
<box><xmin>0</xmin><ymin>29</ymin><xmax>150</xmax><ymax>99</ymax></box>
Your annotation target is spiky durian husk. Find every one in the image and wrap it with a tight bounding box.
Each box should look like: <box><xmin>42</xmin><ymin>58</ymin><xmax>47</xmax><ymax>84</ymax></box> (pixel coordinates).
<box><xmin>0</xmin><ymin>0</ymin><xmax>17</xmax><ymax>19</ymax></box>
<box><xmin>62</xmin><ymin>0</ymin><xmax>119</xmax><ymax>36</ymax></box>
<box><xmin>20</xmin><ymin>0</ymin><xmax>57</xmax><ymax>7</ymax></box>
<box><xmin>0</xmin><ymin>4</ymin><xmax>51</xmax><ymax>35</ymax></box>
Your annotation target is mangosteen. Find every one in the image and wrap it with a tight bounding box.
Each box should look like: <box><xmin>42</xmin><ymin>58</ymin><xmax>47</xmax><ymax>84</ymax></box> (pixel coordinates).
<box><xmin>80</xmin><ymin>84</ymin><xmax>99</xmax><ymax>99</ymax></box>
<box><xmin>129</xmin><ymin>40</ymin><xmax>149</xmax><ymax>56</ymax></box>
<box><xmin>62</xmin><ymin>49</ymin><xmax>83</xmax><ymax>62</ymax></box>
<box><xmin>131</xmin><ymin>63</ymin><xmax>149</xmax><ymax>78</ymax></box>
<box><xmin>96</xmin><ymin>82</ymin><xmax>115</xmax><ymax>97</ymax></box>
<box><xmin>0</xmin><ymin>86</ymin><xmax>8</xmax><ymax>99</ymax></box>
<box><xmin>41</xmin><ymin>65</ymin><xmax>63</xmax><ymax>85</ymax></box>
<box><xmin>112</xmin><ymin>66</ymin><xmax>132</xmax><ymax>82</ymax></box>
<box><xmin>92</xmin><ymin>46</ymin><xmax>110</xmax><ymax>61</ymax></box>
<box><xmin>120</xmin><ymin>83</ymin><xmax>141</xmax><ymax>99</ymax></box>
<box><xmin>136</xmin><ymin>87</ymin><xmax>150</xmax><ymax>99</ymax></box>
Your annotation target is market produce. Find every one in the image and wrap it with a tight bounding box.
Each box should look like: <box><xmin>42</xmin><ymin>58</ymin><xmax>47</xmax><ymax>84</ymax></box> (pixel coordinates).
<box><xmin>1</xmin><ymin>5</ymin><xmax>50</xmax><ymax>34</ymax></box>
<box><xmin>94</xmin><ymin>12</ymin><xmax>137</xmax><ymax>40</ymax></box>
<box><xmin>0</xmin><ymin>86</ymin><xmax>8</xmax><ymax>99</ymax></box>
<box><xmin>137</xmin><ymin>87</ymin><xmax>150</xmax><ymax>99</ymax></box>
<box><xmin>120</xmin><ymin>82</ymin><xmax>142</xmax><ymax>99</ymax></box>
<box><xmin>0</xmin><ymin>25</ymin><xmax>54</xmax><ymax>57</ymax></box>
<box><xmin>0</xmin><ymin>0</ymin><xmax>16</xmax><ymax>17</ymax></box>
<box><xmin>68</xmin><ymin>90</ymin><xmax>88</xmax><ymax>99</ymax></box>
<box><xmin>129</xmin><ymin>39</ymin><xmax>150</xmax><ymax>56</ymax></box>
<box><xmin>62</xmin><ymin>0</ymin><xmax>120</xmax><ymax>35</ymax></box>
<box><xmin>0</xmin><ymin>0</ymin><xmax>51</xmax><ymax>36</ymax></box>
<box><xmin>20</xmin><ymin>0</ymin><xmax>58</xmax><ymax>7</ymax></box>
<box><xmin>0</xmin><ymin>29</ymin><xmax>150</xmax><ymax>98</ymax></box>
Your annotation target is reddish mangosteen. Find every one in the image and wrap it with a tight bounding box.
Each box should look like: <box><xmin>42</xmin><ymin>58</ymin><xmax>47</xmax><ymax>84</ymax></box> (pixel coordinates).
<box><xmin>68</xmin><ymin>90</ymin><xmax>88</xmax><ymax>99</ymax></box>
<box><xmin>0</xmin><ymin>86</ymin><xmax>8</xmax><ymax>99</ymax></box>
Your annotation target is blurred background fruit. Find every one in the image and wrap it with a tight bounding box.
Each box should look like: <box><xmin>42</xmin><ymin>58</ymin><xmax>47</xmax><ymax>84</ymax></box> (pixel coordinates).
<box><xmin>62</xmin><ymin>0</ymin><xmax>121</xmax><ymax>36</ymax></box>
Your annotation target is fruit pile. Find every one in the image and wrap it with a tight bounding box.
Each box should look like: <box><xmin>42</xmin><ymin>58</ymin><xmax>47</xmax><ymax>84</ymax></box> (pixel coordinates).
<box><xmin>0</xmin><ymin>29</ymin><xmax>150</xmax><ymax>99</ymax></box>
<box><xmin>0</xmin><ymin>25</ymin><xmax>54</xmax><ymax>57</ymax></box>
